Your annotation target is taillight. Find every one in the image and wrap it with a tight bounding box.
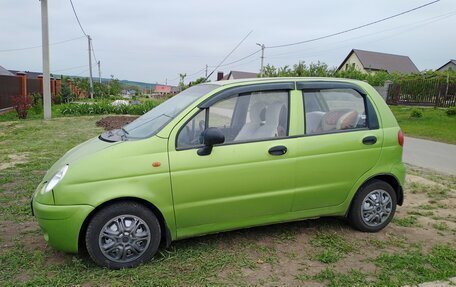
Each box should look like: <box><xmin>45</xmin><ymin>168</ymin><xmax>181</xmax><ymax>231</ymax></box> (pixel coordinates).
<box><xmin>398</xmin><ymin>130</ymin><xmax>404</xmax><ymax>147</ymax></box>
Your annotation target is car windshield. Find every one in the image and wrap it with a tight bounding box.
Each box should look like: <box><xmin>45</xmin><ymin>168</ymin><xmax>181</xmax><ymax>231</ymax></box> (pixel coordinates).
<box><xmin>122</xmin><ymin>84</ymin><xmax>218</xmax><ymax>139</ymax></box>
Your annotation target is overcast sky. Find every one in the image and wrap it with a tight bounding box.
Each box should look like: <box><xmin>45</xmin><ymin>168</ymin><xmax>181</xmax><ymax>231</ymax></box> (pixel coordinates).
<box><xmin>1</xmin><ymin>0</ymin><xmax>455</xmax><ymax>85</ymax></box>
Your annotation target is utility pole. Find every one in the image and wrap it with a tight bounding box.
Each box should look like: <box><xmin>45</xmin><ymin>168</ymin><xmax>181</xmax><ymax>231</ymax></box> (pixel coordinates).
<box><xmin>97</xmin><ymin>60</ymin><xmax>101</xmax><ymax>84</ymax></box>
<box><xmin>205</xmin><ymin>64</ymin><xmax>208</xmax><ymax>78</ymax></box>
<box><xmin>165</xmin><ymin>78</ymin><xmax>167</xmax><ymax>85</ymax></box>
<box><xmin>87</xmin><ymin>35</ymin><xmax>94</xmax><ymax>99</ymax></box>
<box><xmin>40</xmin><ymin>0</ymin><xmax>51</xmax><ymax>120</ymax></box>
<box><xmin>256</xmin><ymin>43</ymin><xmax>265</xmax><ymax>77</ymax></box>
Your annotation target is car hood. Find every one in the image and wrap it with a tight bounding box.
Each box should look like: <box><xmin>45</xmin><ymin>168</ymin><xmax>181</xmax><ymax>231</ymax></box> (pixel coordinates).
<box><xmin>44</xmin><ymin>136</ymin><xmax>120</xmax><ymax>181</ymax></box>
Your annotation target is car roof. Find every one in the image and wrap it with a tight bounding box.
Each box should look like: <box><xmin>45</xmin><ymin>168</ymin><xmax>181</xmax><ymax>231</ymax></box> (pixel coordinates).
<box><xmin>204</xmin><ymin>77</ymin><xmax>366</xmax><ymax>87</ymax></box>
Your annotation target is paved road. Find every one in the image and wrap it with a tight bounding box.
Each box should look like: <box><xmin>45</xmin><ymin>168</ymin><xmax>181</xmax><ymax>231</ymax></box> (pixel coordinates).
<box><xmin>403</xmin><ymin>137</ymin><xmax>456</xmax><ymax>175</ymax></box>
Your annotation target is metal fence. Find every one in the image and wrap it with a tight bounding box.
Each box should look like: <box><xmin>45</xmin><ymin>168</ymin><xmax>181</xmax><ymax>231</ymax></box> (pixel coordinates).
<box><xmin>27</xmin><ymin>78</ymin><xmax>41</xmax><ymax>95</ymax></box>
<box><xmin>0</xmin><ymin>75</ymin><xmax>21</xmax><ymax>110</ymax></box>
<box><xmin>387</xmin><ymin>78</ymin><xmax>456</xmax><ymax>107</ymax></box>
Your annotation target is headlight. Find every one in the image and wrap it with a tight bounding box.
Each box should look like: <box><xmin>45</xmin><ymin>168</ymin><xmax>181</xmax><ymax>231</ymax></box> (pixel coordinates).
<box><xmin>44</xmin><ymin>165</ymin><xmax>69</xmax><ymax>193</ymax></box>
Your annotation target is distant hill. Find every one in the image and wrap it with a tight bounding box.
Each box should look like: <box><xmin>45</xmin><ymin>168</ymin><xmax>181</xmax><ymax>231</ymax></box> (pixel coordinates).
<box><xmin>119</xmin><ymin>80</ymin><xmax>157</xmax><ymax>89</ymax></box>
<box><xmin>6</xmin><ymin>69</ymin><xmax>173</xmax><ymax>90</ymax></box>
<box><xmin>64</xmin><ymin>75</ymin><xmax>176</xmax><ymax>90</ymax></box>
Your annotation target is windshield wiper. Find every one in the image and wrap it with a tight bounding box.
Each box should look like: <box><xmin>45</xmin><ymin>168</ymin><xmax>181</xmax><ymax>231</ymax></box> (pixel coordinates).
<box><xmin>121</xmin><ymin>127</ymin><xmax>129</xmax><ymax>135</ymax></box>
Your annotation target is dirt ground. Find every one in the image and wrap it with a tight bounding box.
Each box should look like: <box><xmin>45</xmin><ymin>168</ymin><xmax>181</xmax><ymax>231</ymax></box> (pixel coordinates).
<box><xmin>95</xmin><ymin>115</ymin><xmax>139</xmax><ymax>131</ymax></box>
<box><xmin>1</xmin><ymin>171</ymin><xmax>455</xmax><ymax>286</ymax></box>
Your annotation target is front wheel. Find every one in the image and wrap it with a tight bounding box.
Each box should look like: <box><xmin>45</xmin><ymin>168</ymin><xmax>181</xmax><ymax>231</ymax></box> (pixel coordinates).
<box><xmin>85</xmin><ymin>201</ymin><xmax>161</xmax><ymax>269</ymax></box>
<box><xmin>348</xmin><ymin>180</ymin><xmax>397</xmax><ymax>232</ymax></box>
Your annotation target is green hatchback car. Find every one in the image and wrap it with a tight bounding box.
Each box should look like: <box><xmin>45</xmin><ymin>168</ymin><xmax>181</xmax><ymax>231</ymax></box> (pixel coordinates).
<box><xmin>32</xmin><ymin>77</ymin><xmax>405</xmax><ymax>268</ymax></box>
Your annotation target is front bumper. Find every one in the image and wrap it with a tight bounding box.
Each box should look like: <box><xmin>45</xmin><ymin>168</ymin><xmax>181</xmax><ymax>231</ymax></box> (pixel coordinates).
<box><xmin>33</xmin><ymin>200</ymin><xmax>94</xmax><ymax>253</ymax></box>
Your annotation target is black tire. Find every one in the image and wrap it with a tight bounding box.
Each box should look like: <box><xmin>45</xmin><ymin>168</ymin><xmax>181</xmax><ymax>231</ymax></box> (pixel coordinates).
<box><xmin>348</xmin><ymin>180</ymin><xmax>397</xmax><ymax>232</ymax></box>
<box><xmin>85</xmin><ymin>201</ymin><xmax>161</xmax><ymax>269</ymax></box>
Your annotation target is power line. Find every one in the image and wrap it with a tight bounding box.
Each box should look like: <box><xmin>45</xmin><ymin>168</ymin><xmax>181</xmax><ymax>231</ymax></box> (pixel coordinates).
<box><xmin>205</xmin><ymin>30</ymin><xmax>254</xmax><ymax>80</ymax></box>
<box><xmin>0</xmin><ymin>36</ymin><xmax>85</xmax><ymax>52</ymax></box>
<box><xmin>267</xmin><ymin>0</ymin><xmax>441</xmax><ymax>49</ymax></box>
<box><xmin>91</xmin><ymin>41</ymin><xmax>98</xmax><ymax>63</ymax></box>
<box><xmin>166</xmin><ymin>32</ymin><xmax>257</xmax><ymax>84</ymax></box>
<box><xmin>266</xmin><ymin>10</ymin><xmax>456</xmax><ymax>60</ymax></box>
<box><xmin>52</xmin><ymin>64</ymin><xmax>87</xmax><ymax>73</ymax></box>
<box><xmin>163</xmin><ymin>0</ymin><xmax>440</xmax><ymax>84</ymax></box>
<box><xmin>209</xmin><ymin>49</ymin><xmax>261</xmax><ymax>68</ymax></box>
<box><xmin>74</xmin><ymin>68</ymin><xmax>89</xmax><ymax>76</ymax></box>
<box><xmin>187</xmin><ymin>68</ymin><xmax>207</xmax><ymax>78</ymax></box>
<box><xmin>69</xmin><ymin>0</ymin><xmax>88</xmax><ymax>37</ymax></box>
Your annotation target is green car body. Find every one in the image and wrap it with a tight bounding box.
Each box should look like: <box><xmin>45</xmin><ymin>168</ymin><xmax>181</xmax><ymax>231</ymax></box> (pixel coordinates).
<box><xmin>32</xmin><ymin>77</ymin><xmax>405</xmax><ymax>264</ymax></box>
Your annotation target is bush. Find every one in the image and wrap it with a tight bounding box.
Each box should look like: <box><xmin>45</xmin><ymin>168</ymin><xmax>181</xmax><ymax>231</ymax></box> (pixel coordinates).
<box><xmin>30</xmin><ymin>93</ymin><xmax>43</xmax><ymax>114</ymax></box>
<box><xmin>11</xmin><ymin>95</ymin><xmax>32</xmax><ymax>119</ymax></box>
<box><xmin>59</xmin><ymin>100</ymin><xmax>159</xmax><ymax>116</ymax></box>
<box><xmin>446</xmin><ymin>107</ymin><xmax>456</xmax><ymax>116</ymax></box>
<box><xmin>59</xmin><ymin>79</ymin><xmax>74</xmax><ymax>103</ymax></box>
<box><xmin>410</xmin><ymin>109</ymin><xmax>423</xmax><ymax>118</ymax></box>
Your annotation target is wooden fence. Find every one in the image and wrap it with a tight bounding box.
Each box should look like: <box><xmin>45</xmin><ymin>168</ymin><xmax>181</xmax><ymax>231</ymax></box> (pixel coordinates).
<box><xmin>387</xmin><ymin>78</ymin><xmax>456</xmax><ymax>107</ymax></box>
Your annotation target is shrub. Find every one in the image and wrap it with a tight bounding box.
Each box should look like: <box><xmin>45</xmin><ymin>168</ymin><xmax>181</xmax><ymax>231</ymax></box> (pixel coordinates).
<box><xmin>59</xmin><ymin>79</ymin><xmax>74</xmax><ymax>103</ymax></box>
<box><xmin>30</xmin><ymin>93</ymin><xmax>43</xmax><ymax>114</ymax></box>
<box><xmin>11</xmin><ymin>95</ymin><xmax>33</xmax><ymax>119</ymax></box>
<box><xmin>410</xmin><ymin>109</ymin><xmax>423</xmax><ymax>118</ymax></box>
<box><xmin>446</xmin><ymin>107</ymin><xmax>456</xmax><ymax>116</ymax></box>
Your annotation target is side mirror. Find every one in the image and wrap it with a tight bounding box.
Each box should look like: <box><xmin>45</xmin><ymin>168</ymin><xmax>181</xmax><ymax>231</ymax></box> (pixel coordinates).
<box><xmin>197</xmin><ymin>127</ymin><xmax>225</xmax><ymax>156</ymax></box>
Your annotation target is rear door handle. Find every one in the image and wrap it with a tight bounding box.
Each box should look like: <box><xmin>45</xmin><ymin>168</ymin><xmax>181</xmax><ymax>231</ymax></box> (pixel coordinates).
<box><xmin>362</xmin><ymin>136</ymin><xmax>377</xmax><ymax>145</ymax></box>
<box><xmin>268</xmin><ymin>145</ymin><xmax>287</xmax><ymax>155</ymax></box>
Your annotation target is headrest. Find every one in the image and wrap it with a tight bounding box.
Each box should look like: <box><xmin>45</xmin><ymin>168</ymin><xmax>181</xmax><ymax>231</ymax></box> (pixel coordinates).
<box><xmin>249</xmin><ymin>102</ymin><xmax>267</xmax><ymax>124</ymax></box>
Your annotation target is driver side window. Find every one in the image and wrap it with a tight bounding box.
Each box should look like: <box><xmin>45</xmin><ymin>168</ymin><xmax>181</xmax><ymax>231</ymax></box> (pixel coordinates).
<box><xmin>176</xmin><ymin>90</ymin><xmax>289</xmax><ymax>149</ymax></box>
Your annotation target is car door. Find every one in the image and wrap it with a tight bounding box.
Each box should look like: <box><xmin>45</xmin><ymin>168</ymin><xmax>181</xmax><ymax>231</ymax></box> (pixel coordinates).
<box><xmin>292</xmin><ymin>81</ymin><xmax>383</xmax><ymax>211</ymax></box>
<box><xmin>168</xmin><ymin>83</ymin><xmax>297</xmax><ymax>238</ymax></box>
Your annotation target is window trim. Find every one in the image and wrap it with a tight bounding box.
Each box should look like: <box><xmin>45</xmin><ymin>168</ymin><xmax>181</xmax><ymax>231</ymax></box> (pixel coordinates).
<box><xmin>298</xmin><ymin>81</ymin><xmax>379</xmax><ymax>135</ymax></box>
<box><xmin>198</xmin><ymin>82</ymin><xmax>295</xmax><ymax>109</ymax></box>
<box><xmin>176</xmin><ymin>88</ymin><xmax>292</xmax><ymax>151</ymax></box>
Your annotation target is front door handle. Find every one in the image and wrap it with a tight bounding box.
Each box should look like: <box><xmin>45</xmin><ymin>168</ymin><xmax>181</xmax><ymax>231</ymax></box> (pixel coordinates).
<box><xmin>362</xmin><ymin>136</ymin><xmax>377</xmax><ymax>145</ymax></box>
<box><xmin>268</xmin><ymin>145</ymin><xmax>287</xmax><ymax>155</ymax></box>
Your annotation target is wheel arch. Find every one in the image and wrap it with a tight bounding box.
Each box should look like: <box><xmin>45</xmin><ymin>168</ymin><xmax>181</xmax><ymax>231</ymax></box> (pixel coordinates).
<box><xmin>78</xmin><ymin>197</ymin><xmax>172</xmax><ymax>253</ymax></box>
<box><xmin>352</xmin><ymin>173</ymin><xmax>404</xmax><ymax>209</ymax></box>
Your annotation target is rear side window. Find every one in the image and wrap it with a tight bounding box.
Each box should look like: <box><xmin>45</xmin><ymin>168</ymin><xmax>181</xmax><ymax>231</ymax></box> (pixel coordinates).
<box><xmin>303</xmin><ymin>89</ymin><xmax>367</xmax><ymax>134</ymax></box>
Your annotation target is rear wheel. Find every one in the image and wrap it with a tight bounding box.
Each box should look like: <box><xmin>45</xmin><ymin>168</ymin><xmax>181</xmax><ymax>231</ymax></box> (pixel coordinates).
<box><xmin>348</xmin><ymin>180</ymin><xmax>397</xmax><ymax>232</ymax></box>
<box><xmin>85</xmin><ymin>201</ymin><xmax>161</xmax><ymax>269</ymax></box>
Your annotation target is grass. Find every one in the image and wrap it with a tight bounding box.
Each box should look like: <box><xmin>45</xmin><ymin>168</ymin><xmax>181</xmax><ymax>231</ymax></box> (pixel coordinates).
<box><xmin>296</xmin><ymin>245</ymin><xmax>456</xmax><ymax>287</ymax></box>
<box><xmin>1</xmin><ymin>116</ymin><xmax>456</xmax><ymax>286</ymax></box>
<box><xmin>389</xmin><ymin>106</ymin><xmax>456</xmax><ymax>144</ymax></box>
<box><xmin>310</xmin><ymin>231</ymin><xmax>355</xmax><ymax>264</ymax></box>
<box><xmin>433</xmin><ymin>222</ymin><xmax>449</xmax><ymax>231</ymax></box>
<box><xmin>0</xmin><ymin>116</ymin><xmax>105</xmax><ymax>221</ymax></box>
<box><xmin>0</xmin><ymin>97</ymin><xmax>164</xmax><ymax>122</ymax></box>
<box><xmin>373</xmin><ymin>245</ymin><xmax>456</xmax><ymax>286</ymax></box>
<box><xmin>393</xmin><ymin>215</ymin><xmax>419</xmax><ymax>227</ymax></box>
<box><xmin>0</xmin><ymin>105</ymin><xmax>63</xmax><ymax>121</ymax></box>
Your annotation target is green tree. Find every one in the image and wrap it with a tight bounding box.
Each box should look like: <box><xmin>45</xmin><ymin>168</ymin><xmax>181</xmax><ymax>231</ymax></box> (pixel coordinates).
<box><xmin>179</xmin><ymin>73</ymin><xmax>187</xmax><ymax>91</ymax></box>
<box><xmin>188</xmin><ymin>77</ymin><xmax>207</xmax><ymax>87</ymax></box>
<box><xmin>93</xmin><ymin>82</ymin><xmax>110</xmax><ymax>98</ymax></box>
<box><xmin>72</xmin><ymin>77</ymin><xmax>90</xmax><ymax>93</ymax></box>
<box><xmin>108</xmin><ymin>76</ymin><xmax>122</xmax><ymax>96</ymax></box>
<box><xmin>59</xmin><ymin>76</ymin><xmax>74</xmax><ymax>103</ymax></box>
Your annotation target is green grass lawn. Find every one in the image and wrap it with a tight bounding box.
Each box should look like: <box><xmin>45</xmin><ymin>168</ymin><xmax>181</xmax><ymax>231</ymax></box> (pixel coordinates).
<box><xmin>0</xmin><ymin>116</ymin><xmax>455</xmax><ymax>286</ymax></box>
<box><xmin>389</xmin><ymin>106</ymin><xmax>456</xmax><ymax>144</ymax></box>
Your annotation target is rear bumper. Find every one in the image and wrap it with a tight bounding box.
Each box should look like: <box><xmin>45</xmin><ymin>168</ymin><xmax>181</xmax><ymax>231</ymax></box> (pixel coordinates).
<box><xmin>33</xmin><ymin>200</ymin><xmax>94</xmax><ymax>253</ymax></box>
